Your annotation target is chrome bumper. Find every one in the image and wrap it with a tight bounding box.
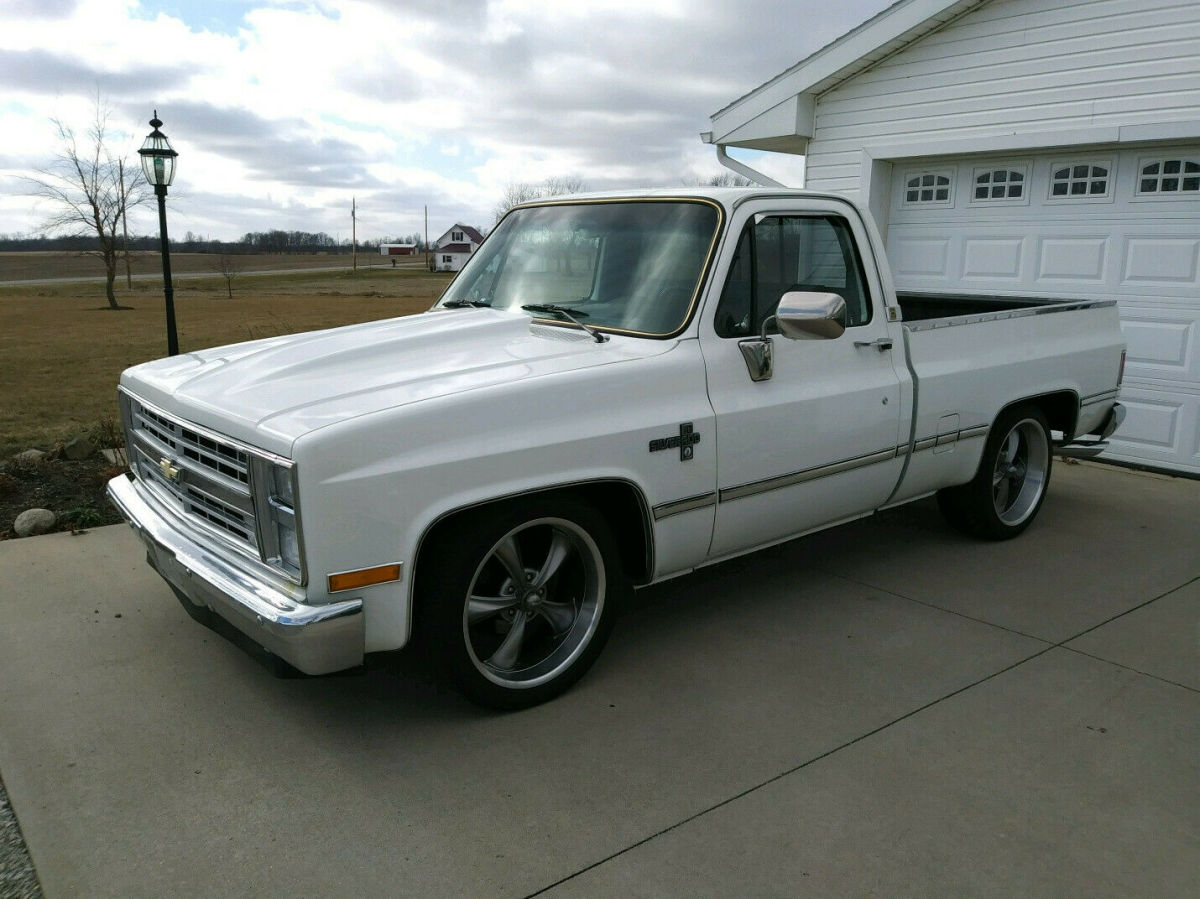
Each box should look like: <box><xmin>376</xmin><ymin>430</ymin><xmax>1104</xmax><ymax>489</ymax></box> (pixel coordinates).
<box><xmin>107</xmin><ymin>473</ymin><xmax>363</xmax><ymax>675</ymax></box>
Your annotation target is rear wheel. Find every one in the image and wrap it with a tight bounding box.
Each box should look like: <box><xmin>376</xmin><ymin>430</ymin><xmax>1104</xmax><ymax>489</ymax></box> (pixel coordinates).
<box><xmin>937</xmin><ymin>404</ymin><xmax>1052</xmax><ymax>540</ymax></box>
<box><xmin>418</xmin><ymin>497</ymin><xmax>627</xmax><ymax>709</ymax></box>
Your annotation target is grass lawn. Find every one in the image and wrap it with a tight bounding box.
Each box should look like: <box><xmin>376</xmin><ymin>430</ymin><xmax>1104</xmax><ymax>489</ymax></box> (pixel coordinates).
<box><xmin>0</xmin><ymin>250</ymin><xmax>411</xmax><ymax>282</ymax></box>
<box><xmin>0</xmin><ymin>265</ymin><xmax>453</xmax><ymax>451</ymax></box>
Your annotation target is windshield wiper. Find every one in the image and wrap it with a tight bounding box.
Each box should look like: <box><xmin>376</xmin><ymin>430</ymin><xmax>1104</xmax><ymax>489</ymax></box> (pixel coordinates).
<box><xmin>521</xmin><ymin>304</ymin><xmax>608</xmax><ymax>343</ymax></box>
<box><xmin>442</xmin><ymin>299</ymin><xmax>492</xmax><ymax>308</ymax></box>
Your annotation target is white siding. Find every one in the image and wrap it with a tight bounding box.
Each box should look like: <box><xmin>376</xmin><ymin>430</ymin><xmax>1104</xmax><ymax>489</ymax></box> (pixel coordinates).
<box><xmin>804</xmin><ymin>0</ymin><xmax>1200</xmax><ymax>198</ymax></box>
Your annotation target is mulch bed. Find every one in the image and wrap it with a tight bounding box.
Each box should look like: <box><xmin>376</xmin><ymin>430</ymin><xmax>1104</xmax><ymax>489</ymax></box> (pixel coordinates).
<box><xmin>0</xmin><ymin>453</ymin><xmax>126</xmax><ymax>540</ymax></box>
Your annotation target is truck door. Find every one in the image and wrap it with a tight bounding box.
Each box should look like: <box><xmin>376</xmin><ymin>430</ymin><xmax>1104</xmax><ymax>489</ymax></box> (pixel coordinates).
<box><xmin>701</xmin><ymin>202</ymin><xmax>906</xmax><ymax>559</ymax></box>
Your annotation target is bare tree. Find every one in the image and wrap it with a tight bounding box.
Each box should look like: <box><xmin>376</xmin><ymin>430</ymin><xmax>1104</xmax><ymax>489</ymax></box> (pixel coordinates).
<box><xmin>684</xmin><ymin>172</ymin><xmax>753</xmax><ymax>187</ymax></box>
<box><xmin>541</xmin><ymin>174</ymin><xmax>587</xmax><ymax>196</ymax></box>
<box><xmin>25</xmin><ymin>99</ymin><xmax>147</xmax><ymax>309</ymax></box>
<box><xmin>213</xmin><ymin>254</ymin><xmax>239</xmax><ymax>298</ymax></box>
<box><xmin>493</xmin><ymin>175</ymin><xmax>588</xmax><ymax>222</ymax></box>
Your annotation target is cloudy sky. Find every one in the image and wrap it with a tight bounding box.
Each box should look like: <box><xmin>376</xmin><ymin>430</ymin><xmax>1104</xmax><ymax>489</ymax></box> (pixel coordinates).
<box><xmin>0</xmin><ymin>0</ymin><xmax>893</xmax><ymax>242</ymax></box>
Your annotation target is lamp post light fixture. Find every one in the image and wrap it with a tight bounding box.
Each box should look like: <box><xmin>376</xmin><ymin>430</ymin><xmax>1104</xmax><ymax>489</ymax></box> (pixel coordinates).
<box><xmin>139</xmin><ymin>111</ymin><xmax>180</xmax><ymax>355</ymax></box>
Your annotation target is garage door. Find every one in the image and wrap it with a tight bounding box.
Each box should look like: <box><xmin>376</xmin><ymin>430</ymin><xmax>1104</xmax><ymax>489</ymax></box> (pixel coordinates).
<box><xmin>885</xmin><ymin>144</ymin><xmax>1200</xmax><ymax>475</ymax></box>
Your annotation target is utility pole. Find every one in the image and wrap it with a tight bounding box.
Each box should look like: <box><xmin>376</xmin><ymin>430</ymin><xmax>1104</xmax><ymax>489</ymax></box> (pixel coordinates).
<box><xmin>119</xmin><ymin>159</ymin><xmax>132</xmax><ymax>288</ymax></box>
<box><xmin>424</xmin><ymin>204</ymin><xmax>429</xmax><ymax>272</ymax></box>
<box><xmin>351</xmin><ymin>197</ymin><xmax>357</xmax><ymax>271</ymax></box>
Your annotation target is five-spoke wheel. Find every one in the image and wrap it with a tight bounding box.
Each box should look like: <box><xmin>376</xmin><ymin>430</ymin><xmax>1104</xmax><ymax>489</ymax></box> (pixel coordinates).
<box><xmin>464</xmin><ymin>516</ymin><xmax>605</xmax><ymax>689</ymax></box>
<box><xmin>419</xmin><ymin>497</ymin><xmax>626</xmax><ymax>709</ymax></box>
<box><xmin>938</xmin><ymin>404</ymin><xmax>1052</xmax><ymax>540</ymax></box>
<box><xmin>990</xmin><ymin>417</ymin><xmax>1049</xmax><ymax>528</ymax></box>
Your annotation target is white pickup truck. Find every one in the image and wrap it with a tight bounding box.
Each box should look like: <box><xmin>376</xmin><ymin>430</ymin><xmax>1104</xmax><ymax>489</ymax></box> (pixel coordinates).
<box><xmin>108</xmin><ymin>188</ymin><xmax>1125</xmax><ymax>708</ymax></box>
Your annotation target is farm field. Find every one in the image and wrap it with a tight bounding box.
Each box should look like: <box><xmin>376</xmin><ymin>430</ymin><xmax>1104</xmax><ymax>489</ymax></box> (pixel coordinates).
<box><xmin>0</xmin><ymin>266</ymin><xmax>454</xmax><ymax>450</ymax></box>
<box><xmin>0</xmin><ymin>250</ymin><xmax>418</xmax><ymax>283</ymax></box>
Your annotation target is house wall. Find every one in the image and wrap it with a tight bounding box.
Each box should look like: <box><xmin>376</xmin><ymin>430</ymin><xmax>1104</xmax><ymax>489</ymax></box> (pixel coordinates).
<box><xmin>435</xmin><ymin>252</ymin><xmax>470</xmax><ymax>272</ymax></box>
<box><xmin>803</xmin><ymin>0</ymin><xmax>1200</xmax><ymax>197</ymax></box>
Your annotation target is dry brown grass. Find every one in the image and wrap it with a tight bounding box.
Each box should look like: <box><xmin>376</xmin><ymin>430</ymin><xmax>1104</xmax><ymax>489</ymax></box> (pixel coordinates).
<box><xmin>0</xmin><ymin>250</ymin><xmax>415</xmax><ymax>282</ymax></box>
<box><xmin>0</xmin><ymin>266</ymin><xmax>453</xmax><ymax>451</ymax></box>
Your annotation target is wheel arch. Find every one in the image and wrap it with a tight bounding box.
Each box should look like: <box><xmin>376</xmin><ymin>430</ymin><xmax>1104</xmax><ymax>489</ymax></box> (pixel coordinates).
<box><xmin>410</xmin><ymin>478</ymin><xmax>654</xmax><ymax>627</ymax></box>
<box><xmin>994</xmin><ymin>390</ymin><xmax>1078</xmax><ymax>441</ymax></box>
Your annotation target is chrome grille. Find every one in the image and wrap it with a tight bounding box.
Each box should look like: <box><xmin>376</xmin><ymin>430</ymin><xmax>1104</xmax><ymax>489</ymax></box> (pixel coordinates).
<box><xmin>126</xmin><ymin>398</ymin><xmax>259</xmax><ymax>554</ymax></box>
<box><xmin>135</xmin><ymin>403</ymin><xmax>251</xmax><ymax>484</ymax></box>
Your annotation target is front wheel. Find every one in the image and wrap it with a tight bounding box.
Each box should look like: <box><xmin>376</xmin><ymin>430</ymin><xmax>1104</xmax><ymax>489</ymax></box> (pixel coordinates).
<box><xmin>418</xmin><ymin>497</ymin><xmax>627</xmax><ymax>709</ymax></box>
<box><xmin>937</xmin><ymin>404</ymin><xmax>1052</xmax><ymax>540</ymax></box>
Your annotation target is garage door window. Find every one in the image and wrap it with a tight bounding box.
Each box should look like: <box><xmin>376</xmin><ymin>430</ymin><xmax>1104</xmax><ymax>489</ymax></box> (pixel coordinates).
<box><xmin>1138</xmin><ymin>159</ymin><xmax>1200</xmax><ymax>194</ymax></box>
<box><xmin>1049</xmin><ymin>162</ymin><xmax>1110</xmax><ymax>200</ymax></box>
<box><xmin>902</xmin><ymin>171</ymin><xmax>954</xmax><ymax>207</ymax></box>
<box><xmin>971</xmin><ymin>166</ymin><xmax>1028</xmax><ymax>203</ymax></box>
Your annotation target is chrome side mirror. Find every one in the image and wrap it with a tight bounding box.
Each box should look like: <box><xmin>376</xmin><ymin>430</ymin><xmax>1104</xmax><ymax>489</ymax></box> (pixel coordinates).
<box><xmin>776</xmin><ymin>291</ymin><xmax>847</xmax><ymax>340</ymax></box>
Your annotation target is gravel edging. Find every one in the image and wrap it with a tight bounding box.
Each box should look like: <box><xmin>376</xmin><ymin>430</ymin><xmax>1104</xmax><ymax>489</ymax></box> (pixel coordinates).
<box><xmin>0</xmin><ymin>771</ymin><xmax>42</xmax><ymax>898</ymax></box>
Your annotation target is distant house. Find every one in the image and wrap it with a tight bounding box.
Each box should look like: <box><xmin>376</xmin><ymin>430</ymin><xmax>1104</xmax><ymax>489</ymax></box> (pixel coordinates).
<box><xmin>433</xmin><ymin>223</ymin><xmax>485</xmax><ymax>272</ymax></box>
<box><xmin>380</xmin><ymin>242</ymin><xmax>417</xmax><ymax>256</ymax></box>
<box><xmin>704</xmin><ymin>0</ymin><xmax>1200</xmax><ymax>475</ymax></box>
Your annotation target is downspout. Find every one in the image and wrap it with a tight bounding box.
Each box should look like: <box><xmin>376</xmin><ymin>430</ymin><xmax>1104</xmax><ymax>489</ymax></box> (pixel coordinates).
<box><xmin>716</xmin><ymin>144</ymin><xmax>785</xmax><ymax>188</ymax></box>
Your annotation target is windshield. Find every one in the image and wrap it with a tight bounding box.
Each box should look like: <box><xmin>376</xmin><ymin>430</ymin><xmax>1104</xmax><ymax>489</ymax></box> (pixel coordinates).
<box><xmin>439</xmin><ymin>200</ymin><xmax>721</xmax><ymax>337</ymax></box>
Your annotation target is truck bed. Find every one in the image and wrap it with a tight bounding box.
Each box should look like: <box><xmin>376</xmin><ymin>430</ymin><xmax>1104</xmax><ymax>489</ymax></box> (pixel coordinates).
<box><xmin>896</xmin><ymin>291</ymin><xmax>1061</xmax><ymax>323</ymax></box>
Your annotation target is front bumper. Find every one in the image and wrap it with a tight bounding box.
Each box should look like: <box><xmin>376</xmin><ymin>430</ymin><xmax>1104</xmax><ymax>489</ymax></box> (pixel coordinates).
<box><xmin>107</xmin><ymin>473</ymin><xmax>363</xmax><ymax>675</ymax></box>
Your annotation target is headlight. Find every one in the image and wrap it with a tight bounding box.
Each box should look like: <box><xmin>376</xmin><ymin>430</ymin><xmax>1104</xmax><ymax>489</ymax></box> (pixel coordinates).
<box><xmin>272</xmin><ymin>464</ymin><xmax>296</xmax><ymax>507</ymax></box>
<box><xmin>251</xmin><ymin>458</ymin><xmax>304</xmax><ymax>581</ymax></box>
<box><xmin>274</xmin><ymin>515</ymin><xmax>301</xmax><ymax>573</ymax></box>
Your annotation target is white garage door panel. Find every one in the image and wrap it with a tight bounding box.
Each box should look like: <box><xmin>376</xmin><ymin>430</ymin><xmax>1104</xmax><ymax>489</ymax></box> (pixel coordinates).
<box><xmin>1106</xmin><ymin>386</ymin><xmax>1200</xmax><ymax>471</ymax></box>
<box><xmin>891</xmin><ymin>237</ymin><xmax>951</xmax><ymax>278</ymax></box>
<box><xmin>1119</xmin><ymin>307</ymin><xmax>1198</xmax><ymax>384</ymax></box>
<box><xmin>887</xmin><ymin>145</ymin><xmax>1199</xmax><ymax>474</ymax></box>
<box><xmin>1038</xmin><ymin>237</ymin><xmax>1108</xmax><ymax>282</ymax></box>
<box><xmin>1122</xmin><ymin>237</ymin><xmax>1199</xmax><ymax>286</ymax></box>
<box><xmin>888</xmin><ymin>223</ymin><xmax>1199</xmax><ymax>301</ymax></box>
<box><xmin>963</xmin><ymin>237</ymin><xmax>1023</xmax><ymax>279</ymax></box>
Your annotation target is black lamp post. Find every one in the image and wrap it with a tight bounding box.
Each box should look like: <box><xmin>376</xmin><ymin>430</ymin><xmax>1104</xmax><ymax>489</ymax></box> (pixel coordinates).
<box><xmin>139</xmin><ymin>111</ymin><xmax>180</xmax><ymax>356</ymax></box>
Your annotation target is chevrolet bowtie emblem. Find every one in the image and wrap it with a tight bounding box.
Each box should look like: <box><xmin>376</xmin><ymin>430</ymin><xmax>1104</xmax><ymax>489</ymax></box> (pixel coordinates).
<box><xmin>158</xmin><ymin>457</ymin><xmax>181</xmax><ymax>482</ymax></box>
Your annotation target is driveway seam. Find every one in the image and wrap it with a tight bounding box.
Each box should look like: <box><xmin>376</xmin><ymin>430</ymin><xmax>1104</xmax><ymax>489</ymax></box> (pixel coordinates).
<box><xmin>820</xmin><ymin>571</ymin><xmax>1054</xmax><ymax>644</ymax></box>
<box><xmin>524</xmin><ymin>572</ymin><xmax>1200</xmax><ymax>898</ymax></box>
<box><xmin>1057</xmin><ymin>646</ymin><xmax>1198</xmax><ymax>694</ymax></box>
<box><xmin>524</xmin><ymin>642</ymin><xmax>1059</xmax><ymax>898</ymax></box>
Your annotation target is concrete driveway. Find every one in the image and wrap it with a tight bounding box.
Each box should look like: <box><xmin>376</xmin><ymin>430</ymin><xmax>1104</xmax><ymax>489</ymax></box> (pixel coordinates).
<box><xmin>0</xmin><ymin>461</ymin><xmax>1196</xmax><ymax>897</ymax></box>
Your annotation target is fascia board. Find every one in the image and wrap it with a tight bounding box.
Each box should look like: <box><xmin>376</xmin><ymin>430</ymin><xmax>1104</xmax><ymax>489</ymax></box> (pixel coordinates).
<box><xmin>711</xmin><ymin>93</ymin><xmax>815</xmax><ymax>146</ymax></box>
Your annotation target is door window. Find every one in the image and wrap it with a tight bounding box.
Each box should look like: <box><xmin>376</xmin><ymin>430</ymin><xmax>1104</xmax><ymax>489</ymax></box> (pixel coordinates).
<box><xmin>714</xmin><ymin>215</ymin><xmax>871</xmax><ymax>337</ymax></box>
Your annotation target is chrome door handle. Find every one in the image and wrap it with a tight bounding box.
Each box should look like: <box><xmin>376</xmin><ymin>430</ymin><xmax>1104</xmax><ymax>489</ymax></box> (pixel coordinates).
<box><xmin>854</xmin><ymin>337</ymin><xmax>893</xmax><ymax>351</ymax></box>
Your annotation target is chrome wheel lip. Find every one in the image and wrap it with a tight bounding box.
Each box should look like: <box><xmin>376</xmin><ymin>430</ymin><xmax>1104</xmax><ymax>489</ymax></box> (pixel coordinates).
<box><xmin>992</xmin><ymin>418</ymin><xmax>1049</xmax><ymax>526</ymax></box>
<box><xmin>462</xmin><ymin>516</ymin><xmax>605</xmax><ymax>690</ymax></box>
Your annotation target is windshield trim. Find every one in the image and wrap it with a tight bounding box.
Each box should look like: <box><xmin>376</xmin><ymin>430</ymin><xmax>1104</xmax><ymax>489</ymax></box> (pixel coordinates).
<box><xmin>457</xmin><ymin>196</ymin><xmax>726</xmax><ymax>340</ymax></box>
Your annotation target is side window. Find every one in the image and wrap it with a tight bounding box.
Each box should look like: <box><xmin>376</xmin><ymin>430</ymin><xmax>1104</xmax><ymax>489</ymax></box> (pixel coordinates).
<box><xmin>715</xmin><ymin>215</ymin><xmax>871</xmax><ymax>337</ymax></box>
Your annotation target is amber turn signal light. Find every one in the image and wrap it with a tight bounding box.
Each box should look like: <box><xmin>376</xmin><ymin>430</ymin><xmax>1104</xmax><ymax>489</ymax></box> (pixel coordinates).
<box><xmin>328</xmin><ymin>564</ymin><xmax>402</xmax><ymax>594</ymax></box>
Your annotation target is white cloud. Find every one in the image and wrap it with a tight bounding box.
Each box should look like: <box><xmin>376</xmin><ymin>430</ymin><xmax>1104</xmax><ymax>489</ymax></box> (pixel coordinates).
<box><xmin>0</xmin><ymin>0</ymin><xmax>892</xmax><ymax>242</ymax></box>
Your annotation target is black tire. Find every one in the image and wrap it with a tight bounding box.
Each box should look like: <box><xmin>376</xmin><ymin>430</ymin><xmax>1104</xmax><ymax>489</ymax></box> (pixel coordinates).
<box><xmin>937</xmin><ymin>404</ymin><xmax>1052</xmax><ymax>540</ymax></box>
<box><xmin>416</xmin><ymin>496</ymin><xmax>627</xmax><ymax>710</ymax></box>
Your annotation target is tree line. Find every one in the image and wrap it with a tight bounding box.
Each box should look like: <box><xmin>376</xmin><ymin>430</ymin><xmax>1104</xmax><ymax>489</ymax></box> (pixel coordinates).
<box><xmin>0</xmin><ymin>230</ymin><xmax>432</xmax><ymax>255</ymax></box>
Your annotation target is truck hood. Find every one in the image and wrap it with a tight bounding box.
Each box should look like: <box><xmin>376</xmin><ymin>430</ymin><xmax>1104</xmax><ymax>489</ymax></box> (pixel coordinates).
<box><xmin>120</xmin><ymin>308</ymin><xmax>675</xmax><ymax>455</ymax></box>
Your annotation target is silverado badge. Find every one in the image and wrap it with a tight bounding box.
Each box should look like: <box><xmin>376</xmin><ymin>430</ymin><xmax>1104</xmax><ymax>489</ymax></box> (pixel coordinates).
<box><xmin>158</xmin><ymin>457</ymin><xmax>181</xmax><ymax>482</ymax></box>
<box><xmin>649</xmin><ymin>422</ymin><xmax>700</xmax><ymax>461</ymax></box>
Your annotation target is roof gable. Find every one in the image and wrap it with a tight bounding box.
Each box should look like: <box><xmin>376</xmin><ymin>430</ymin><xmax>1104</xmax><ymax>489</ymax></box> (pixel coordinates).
<box><xmin>436</xmin><ymin>223</ymin><xmax>485</xmax><ymax>245</ymax></box>
<box><xmin>708</xmin><ymin>0</ymin><xmax>990</xmax><ymax>148</ymax></box>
